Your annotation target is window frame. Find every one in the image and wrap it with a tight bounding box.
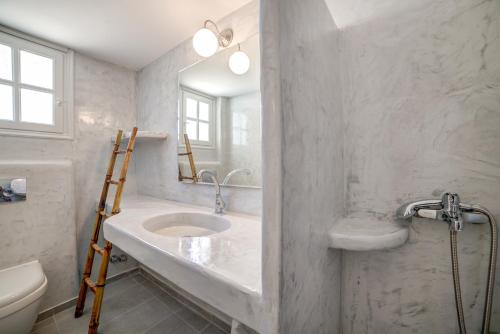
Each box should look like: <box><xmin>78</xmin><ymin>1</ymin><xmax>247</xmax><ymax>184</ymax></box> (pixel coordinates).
<box><xmin>0</xmin><ymin>29</ymin><xmax>74</xmax><ymax>140</ymax></box>
<box><xmin>180</xmin><ymin>86</ymin><xmax>216</xmax><ymax>149</ymax></box>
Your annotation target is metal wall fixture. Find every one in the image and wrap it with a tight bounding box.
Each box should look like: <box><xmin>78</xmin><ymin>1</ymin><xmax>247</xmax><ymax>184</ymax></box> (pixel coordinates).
<box><xmin>192</xmin><ymin>20</ymin><xmax>233</xmax><ymax>57</ymax></box>
<box><xmin>192</xmin><ymin>20</ymin><xmax>251</xmax><ymax>75</ymax></box>
<box><xmin>397</xmin><ymin>192</ymin><xmax>497</xmax><ymax>334</ymax></box>
<box><xmin>0</xmin><ymin>178</ymin><xmax>27</xmax><ymax>203</ymax></box>
<box><xmin>110</xmin><ymin>254</ymin><xmax>128</xmax><ymax>264</ymax></box>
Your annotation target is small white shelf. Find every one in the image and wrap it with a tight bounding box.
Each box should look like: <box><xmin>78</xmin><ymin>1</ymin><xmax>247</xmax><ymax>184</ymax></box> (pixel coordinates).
<box><xmin>111</xmin><ymin>131</ymin><xmax>168</xmax><ymax>142</ymax></box>
<box><xmin>328</xmin><ymin>216</ymin><xmax>409</xmax><ymax>251</ymax></box>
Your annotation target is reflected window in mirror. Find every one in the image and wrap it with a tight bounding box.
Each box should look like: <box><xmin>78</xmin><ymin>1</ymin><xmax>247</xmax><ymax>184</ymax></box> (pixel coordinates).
<box><xmin>232</xmin><ymin>111</ymin><xmax>248</xmax><ymax>146</ymax></box>
<box><xmin>180</xmin><ymin>87</ymin><xmax>215</xmax><ymax>148</ymax></box>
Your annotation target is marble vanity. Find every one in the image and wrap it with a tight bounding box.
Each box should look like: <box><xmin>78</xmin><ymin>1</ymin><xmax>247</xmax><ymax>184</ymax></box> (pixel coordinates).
<box><xmin>103</xmin><ymin>196</ymin><xmax>263</xmax><ymax>332</ymax></box>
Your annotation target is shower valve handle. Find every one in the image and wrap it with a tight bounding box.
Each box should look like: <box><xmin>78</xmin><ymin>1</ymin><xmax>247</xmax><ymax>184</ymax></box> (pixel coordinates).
<box><xmin>441</xmin><ymin>193</ymin><xmax>463</xmax><ymax>232</ymax></box>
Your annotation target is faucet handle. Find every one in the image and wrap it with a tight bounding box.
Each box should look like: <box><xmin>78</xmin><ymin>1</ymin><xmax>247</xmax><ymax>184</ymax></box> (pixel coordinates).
<box><xmin>442</xmin><ymin>193</ymin><xmax>463</xmax><ymax>231</ymax></box>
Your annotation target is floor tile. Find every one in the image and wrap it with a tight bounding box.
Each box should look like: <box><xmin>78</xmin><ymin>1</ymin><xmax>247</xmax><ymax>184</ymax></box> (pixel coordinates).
<box><xmin>144</xmin><ymin>313</ymin><xmax>198</xmax><ymax>334</ymax></box>
<box><xmin>55</xmin><ymin>281</ymin><xmax>153</xmax><ymax>333</ymax></box>
<box><xmin>133</xmin><ymin>274</ymin><xmax>166</xmax><ymax>294</ymax></box>
<box><xmin>49</xmin><ymin>272</ymin><xmax>228</xmax><ymax>334</ymax></box>
<box><xmin>156</xmin><ymin>290</ymin><xmax>184</xmax><ymax>313</ymax></box>
<box><xmin>176</xmin><ymin>307</ymin><xmax>209</xmax><ymax>331</ymax></box>
<box><xmin>99</xmin><ymin>281</ymin><xmax>155</xmax><ymax>323</ymax></box>
<box><xmin>100</xmin><ymin>297</ymin><xmax>171</xmax><ymax>334</ymax></box>
<box><xmin>104</xmin><ymin>274</ymin><xmax>139</xmax><ymax>299</ymax></box>
<box><xmin>201</xmin><ymin>323</ymin><xmax>230</xmax><ymax>334</ymax></box>
<box><xmin>54</xmin><ymin>307</ymin><xmax>93</xmax><ymax>334</ymax></box>
<box><xmin>32</xmin><ymin>316</ymin><xmax>56</xmax><ymax>332</ymax></box>
<box><xmin>31</xmin><ymin>320</ymin><xmax>59</xmax><ymax>334</ymax></box>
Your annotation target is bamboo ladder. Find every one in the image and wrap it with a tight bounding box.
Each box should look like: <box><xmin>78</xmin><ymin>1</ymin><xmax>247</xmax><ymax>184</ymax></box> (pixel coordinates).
<box><xmin>178</xmin><ymin>133</ymin><xmax>198</xmax><ymax>182</ymax></box>
<box><xmin>74</xmin><ymin>127</ymin><xmax>138</xmax><ymax>334</ymax></box>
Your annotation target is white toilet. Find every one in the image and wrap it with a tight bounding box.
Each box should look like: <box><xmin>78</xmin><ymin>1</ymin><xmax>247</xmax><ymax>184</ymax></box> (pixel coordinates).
<box><xmin>0</xmin><ymin>261</ymin><xmax>48</xmax><ymax>334</ymax></box>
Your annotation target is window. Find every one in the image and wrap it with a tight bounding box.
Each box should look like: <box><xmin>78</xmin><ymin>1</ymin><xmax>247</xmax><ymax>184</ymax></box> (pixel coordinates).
<box><xmin>232</xmin><ymin>111</ymin><xmax>248</xmax><ymax>146</ymax></box>
<box><xmin>0</xmin><ymin>30</ymin><xmax>73</xmax><ymax>139</ymax></box>
<box><xmin>180</xmin><ymin>88</ymin><xmax>215</xmax><ymax>147</ymax></box>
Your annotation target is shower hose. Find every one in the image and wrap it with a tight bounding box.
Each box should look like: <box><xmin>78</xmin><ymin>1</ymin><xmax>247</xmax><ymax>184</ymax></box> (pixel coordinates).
<box><xmin>450</xmin><ymin>205</ymin><xmax>497</xmax><ymax>334</ymax></box>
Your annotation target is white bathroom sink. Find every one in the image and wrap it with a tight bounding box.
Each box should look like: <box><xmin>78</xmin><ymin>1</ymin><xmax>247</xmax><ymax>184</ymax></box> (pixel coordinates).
<box><xmin>143</xmin><ymin>212</ymin><xmax>231</xmax><ymax>237</ymax></box>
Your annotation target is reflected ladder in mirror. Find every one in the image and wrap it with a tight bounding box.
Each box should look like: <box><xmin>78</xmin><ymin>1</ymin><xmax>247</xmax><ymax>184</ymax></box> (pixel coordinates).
<box><xmin>178</xmin><ymin>134</ymin><xmax>198</xmax><ymax>182</ymax></box>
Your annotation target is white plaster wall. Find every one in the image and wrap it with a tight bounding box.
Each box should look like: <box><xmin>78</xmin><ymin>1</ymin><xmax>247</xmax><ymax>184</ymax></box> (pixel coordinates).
<box><xmin>135</xmin><ymin>0</ymin><xmax>262</xmax><ymax>216</ymax></box>
<box><xmin>259</xmin><ymin>0</ymin><xmax>282</xmax><ymax>331</ymax></box>
<box><xmin>222</xmin><ymin>91</ymin><xmax>262</xmax><ymax>187</ymax></box>
<box><xmin>340</xmin><ymin>0</ymin><xmax>500</xmax><ymax>332</ymax></box>
<box><xmin>277</xmin><ymin>0</ymin><xmax>344</xmax><ymax>332</ymax></box>
<box><xmin>0</xmin><ymin>161</ymin><xmax>77</xmax><ymax>310</ymax></box>
<box><xmin>73</xmin><ymin>53</ymin><xmax>139</xmax><ymax>280</ymax></box>
<box><xmin>0</xmin><ymin>53</ymin><xmax>139</xmax><ymax>311</ymax></box>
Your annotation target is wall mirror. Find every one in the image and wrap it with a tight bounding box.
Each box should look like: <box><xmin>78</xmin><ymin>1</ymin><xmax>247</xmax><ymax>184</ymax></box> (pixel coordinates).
<box><xmin>178</xmin><ymin>33</ymin><xmax>261</xmax><ymax>188</ymax></box>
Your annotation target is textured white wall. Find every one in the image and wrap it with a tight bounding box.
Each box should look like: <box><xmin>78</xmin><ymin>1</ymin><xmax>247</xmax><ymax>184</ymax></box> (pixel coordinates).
<box><xmin>340</xmin><ymin>0</ymin><xmax>500</xmax><ymax>332</ymax></box>
<box><xmin>221</xmin><ymin>91</ymin><xmax>262</xmax><ymax>187</ymax></box>
<box><xmin>263</xmin><ymin>0</ymin><xmax>500</xmax><ymax>333</ymax></box>
<box><xmin>278</xmin><ymin>0</ymin><xmax>344</xmax><ymax>332</ymax></box>
<box><xmin>135</xmin><ymin>0</ymin><xmax>262</xmax><ymax>215</ymax></box>
<box><xmin>0</xmin><ymin>53</ymin><xmax>139</xmax><ymax>311</ymax></box>
<box><xmin>260</xmin><ymin>0</ymin><xmax>282</xmax><ymax>331</ymax></box>
<box><xmin>73</xmin><ymin>53</ymin><xmax>139</xmax><ymax>282</ymax></box>
<box><xmin>0</xmin><ymin>161</ymin><xmax>76</xmax><ymax>310</ymax></box>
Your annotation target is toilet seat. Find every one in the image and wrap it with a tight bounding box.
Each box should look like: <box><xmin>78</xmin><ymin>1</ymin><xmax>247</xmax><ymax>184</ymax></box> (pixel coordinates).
<box><xmin>0</xmin><ymin>261</ymin><xmax>48</xmax><ymax>319</ymax></box>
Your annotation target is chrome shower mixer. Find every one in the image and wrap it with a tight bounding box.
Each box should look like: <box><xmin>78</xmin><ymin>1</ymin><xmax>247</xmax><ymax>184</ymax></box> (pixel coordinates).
<box><xmin>397</xmin><ymin>192</ymin><xmax>497</xmax><ymax>334</ymax></box>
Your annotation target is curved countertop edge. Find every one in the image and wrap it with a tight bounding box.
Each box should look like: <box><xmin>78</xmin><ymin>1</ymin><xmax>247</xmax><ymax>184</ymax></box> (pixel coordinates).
<box><xmin>107</xmin><ymin>218</ymin><xmax>262</xmax><ymax>297</ymax></box>
<box><xmin>102</xmin><ymin>197</ymin><xmax>264</xmax><ymax>332</ymax></box>
<box><xmin>105</xmin><ymin>221</ymin><xmax>264</xmax><ymax>332</ymax></box>
<box><xmin>328</xmin><ymin>217</ymin><xmax>410</xmax><ymax>251</ymax></box>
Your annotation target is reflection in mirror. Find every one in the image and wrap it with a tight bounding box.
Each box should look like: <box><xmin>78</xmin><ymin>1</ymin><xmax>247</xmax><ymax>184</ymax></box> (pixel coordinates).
<box><xmin>178</xmin><ymin>33</ymin><xmax>261</xmax><ymax>188</ymax></box>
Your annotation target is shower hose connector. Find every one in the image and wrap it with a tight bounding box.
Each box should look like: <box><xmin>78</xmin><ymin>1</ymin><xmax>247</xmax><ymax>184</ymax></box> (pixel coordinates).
<box><xmin>396</xmin><ymin>192</ymin><xmax>497</xmax><ymax>334</ymax></box>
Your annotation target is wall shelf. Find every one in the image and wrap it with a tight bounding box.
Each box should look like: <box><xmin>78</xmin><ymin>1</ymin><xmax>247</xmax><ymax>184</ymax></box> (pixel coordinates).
<box><xmin>328</xmin><ymin>216</ymin><xmax>409</xmax><ymax>251</ymax></box>
<box><xmin>111</xmin><ymin>131</ymin><xmax>168</xmax><ymax>142</ymax></box>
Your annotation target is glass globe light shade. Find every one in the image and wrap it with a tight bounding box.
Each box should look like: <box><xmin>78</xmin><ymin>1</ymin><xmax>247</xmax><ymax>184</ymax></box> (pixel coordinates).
<box><xmin>228</xmin><ymin>50</ymin><xmax>250</xmax><ymax>75</ymax></box>
<box><xmin>193</xmin><ymin>28</ymin><xmax>219</xmax><ymax>57</ymax></box>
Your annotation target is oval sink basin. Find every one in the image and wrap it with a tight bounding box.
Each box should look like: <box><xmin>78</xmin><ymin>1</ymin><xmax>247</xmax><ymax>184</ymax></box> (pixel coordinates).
<box><xmin>143</xmin><ymin>212</ymin><xmax>231</xmax><ymax>237</ymax></box>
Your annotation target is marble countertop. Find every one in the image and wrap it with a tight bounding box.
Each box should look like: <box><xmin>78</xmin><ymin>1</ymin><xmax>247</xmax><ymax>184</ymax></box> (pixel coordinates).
<box><xmin>328</xmin><ymin>216</ymin><xmax>409</xmax><ymax>251</ymax></box>
<box><xmin>103</xmin><ymin>195</ymin><xmax>263</xmax><ymax>330</ymax></box>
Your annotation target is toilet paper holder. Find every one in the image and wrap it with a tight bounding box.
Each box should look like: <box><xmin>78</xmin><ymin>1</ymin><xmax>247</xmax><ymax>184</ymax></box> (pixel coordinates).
<box><xmin>0</xmin><ymin>178</ymin><xmax>27</xmax><ymax>203</ymax></box>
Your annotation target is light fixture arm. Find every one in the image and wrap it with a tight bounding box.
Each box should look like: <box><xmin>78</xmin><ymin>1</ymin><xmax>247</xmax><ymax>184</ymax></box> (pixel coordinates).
<box><xmin>203</xmin><ymin>20</ymin><xmax>233</xmax><ymax>48</ymax></box>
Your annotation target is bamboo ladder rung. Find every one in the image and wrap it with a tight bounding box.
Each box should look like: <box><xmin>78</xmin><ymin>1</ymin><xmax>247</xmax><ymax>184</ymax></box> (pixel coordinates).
<box><xmin>91</xmin><ymin>243</ymin><xmax>105</xmax><ymax>255</ymax></box>
<box><xmin>107</xmin><ymin>179</ymin><xmax>120</xmax><ymax>185</ymax></box>
<box><xmin>97</xmin><ymin>210</ymin><xmax>111</xmax><ymax>218</ymax></box>
<box><xmin>84</xmin><ymin>277</ymin><xmax>97</xmax><ymax>294</ymax></box>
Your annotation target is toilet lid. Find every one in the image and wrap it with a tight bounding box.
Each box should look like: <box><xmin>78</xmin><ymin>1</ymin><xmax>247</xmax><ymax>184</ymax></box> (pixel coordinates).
<box><xmin>0</xmin><ymin>261</ymin><xmax>45</xmax><ymax>309</ymax></box>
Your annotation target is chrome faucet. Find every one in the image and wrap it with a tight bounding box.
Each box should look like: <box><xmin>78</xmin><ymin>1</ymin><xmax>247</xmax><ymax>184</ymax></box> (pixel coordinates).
<box><xmin>197</xmin><ymin>170</ymin><xmax>226</xmax><ymax>214</ymax></box>
<box><xmin>396</xmin><ymin>192</ymin><xmax>478</xmax><ymax>231</ymax></box>
<box><xmin>396</xmin><ymin>192</ymin><xmax>497</xmax><ymax>334</ymax></box>
<box><xmin>222</xmin><ymin>168</ymin><xmax>251</xmax><ymax>185</ymax></box>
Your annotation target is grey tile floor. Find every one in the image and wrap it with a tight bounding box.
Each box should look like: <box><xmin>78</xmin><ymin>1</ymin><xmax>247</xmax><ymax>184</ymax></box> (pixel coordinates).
<box><xmin>31</xmin><ymin>272</ymin><xmax>229</xmax><ymax>334</ymax></box>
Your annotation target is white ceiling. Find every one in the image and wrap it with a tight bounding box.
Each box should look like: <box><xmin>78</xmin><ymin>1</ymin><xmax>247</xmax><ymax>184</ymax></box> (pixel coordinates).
<box><xmin>324</xmin><ymin>0</ymin><xmax>434</xmax><ymax>28</ymax></box>
<box><xmin>180</xmin><ymin>33</ymin><xmax>260</xmax><ymax>97</ymax></box>
<box><xmin>0</xmin><ymin>0</ymin><xmax>252</xmax><ymax>70</ymax></box>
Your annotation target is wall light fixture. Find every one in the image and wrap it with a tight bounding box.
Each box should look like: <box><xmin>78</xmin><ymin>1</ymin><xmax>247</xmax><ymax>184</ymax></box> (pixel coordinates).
<box><xmin>228</xmin><ymin>44</ymin><xmax>250</xmax><ymax>75</ymax></box>
<box><xmin>193</xmin><ymin>20</ymin><xmax>233</xmax><ymax>58</ymax></box>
